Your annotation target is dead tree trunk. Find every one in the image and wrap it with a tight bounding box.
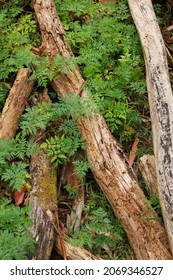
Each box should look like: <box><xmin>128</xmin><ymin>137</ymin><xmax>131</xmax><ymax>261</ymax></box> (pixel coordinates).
<box><xmin>0</xmin><ymin>68</ymin><xmax>34</xmax><ymax>139</ymax></box>
<box><xmin>0</xmin><ymin>68</ymin><xmax>57</xmax><ymax>259</ymax></box>
<box><xmin>127</xmin><ymin>0</ymin><xmax>173</xmax><ymax>255</ymax></box>
<box><xmin>29</xmin><ymin>149</ymin><xmax>57</xmax><ymax>259</ymax></box>
<box><xmin>33</xmin><ymin>0</ymin><xmax>172</xmax><ymax>259</ymax></box>
<box><xmin>29</xmin><ymin>90</ymin><xmax>58</xmax><ymax>259</ymax></box>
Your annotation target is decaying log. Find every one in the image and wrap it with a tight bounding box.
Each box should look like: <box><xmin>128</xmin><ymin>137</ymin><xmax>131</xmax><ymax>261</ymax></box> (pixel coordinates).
<box><xmin>139</xmin><ymin>155</ymin><xmax>159</xmax><ymax>198</ymax></box>
<box><xmin>0</xmin><ymin>68</ymin><xmax>34</xmax><ymax>139</ymax></box>
<box><xmin>55</xmin><ymin>235</ymin><xmax>102</xmax><ymax>260</ymax></box>
<box><xmin>29</xmin><ymin>147</ymin><xmax>57</xmax><ymax>260</ymax></box>
<box><xmin>33</xmin><ymin>0</ymin><xmax>172</xmax><ymax>259</ymax></box>
<box><xmin>77</xmin><ymin>113</ymin><xmax>172</xmax><ymax>260</ymax></box>
<box><xmin>32</xmin><ymin>0</ymin><xmax>84</xmax><ymax>98</ymax></box>
<box><xmin>66</xmin><ymin>186</ymin><xmax>84</xmax><ymax>233</ymax></box>
<box><xmin>30</xmin><ymin>147</ymin><xmax>57</xmax><ymax>260</ymax></box>
<box><xmin>127</xmin><ymin>0</ymin><xmax>173</xmax><ymax>255</ymax></box>
<box><xmin>29</xmin><ymin>90</ymin><xmax>58</xmax><ymax>259</ymax></box>
<box><xmin>60</xmin><ymin>160</ymin><xmax>85</xmax><ymax>233</ymax></box>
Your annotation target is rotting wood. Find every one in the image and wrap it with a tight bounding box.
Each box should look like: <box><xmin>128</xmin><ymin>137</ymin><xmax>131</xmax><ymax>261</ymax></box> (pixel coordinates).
<box><xmin>139</xmin><ymin>155</ymin><xmax>159</xmax><ymax>198</ymax></box>
<box><xmin>32</xmin><ymin>0</ymin><xmax>84</xmax><ymax>98</ymax></box>
<box><xmin>59</xmin><ymin>159</ymin><xmax>85</xmax><ymax>233</ymax></box>
<box><xmin>66</xmin><ymin>186</ymin><xmax>84</xmax><ymax>233</ymax></box>
<box><xmin>33</xmin><ymin>0</ymin><xmax>172</xmax><ymax>259</ymax></box>
<box><xmin>55</xmin><ymin>235</ymin><xmax>102</xmax><ymax>260</ymax></box>
<box><xmin>29</xmin><ymin>90</ymin><xmax>58</xmax><ymax>260</ymax></box>
<box><xmin>0</xmin><ymin>68</ymin><xmax>34</xmax><ymax>139</ymax></box>
<box><xmin>127</xmin><ymin>0</ymin><xmax>173</xmax><ymax>255</ymax></box>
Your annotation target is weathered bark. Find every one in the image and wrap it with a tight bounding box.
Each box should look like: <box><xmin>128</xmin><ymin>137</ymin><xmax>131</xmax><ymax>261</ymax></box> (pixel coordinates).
<box><xmin>32</xmin><ymin>0</ymin><xmax>84</xmax><ymax>98</ymax></box>
<box><xmin>29</xmin><ymin>150</ymin><xmax>57</xmax><ymax>259</ymax></box>
<box><xmin>139</xmin><ymin>155</ymin><xmax>159</xmax><ymax>198</ymax></box>
<box><xmin>33</xmin><ymin>0</ymin><xmax>172</xmax><ymax>259</ymax></box>
<box><xmin>127</xmin><ymin>0</ymin><xmax>173</xmax><ymax>255</ymax></box>
<box><xmin>77</xmin><ymin>114</ymin><xmax>172</xmax><ymax>259</ymax></box>
<box><xmin>29</xmin><ymin>90</ymin><xmax>58</xmax><ymax>259</ymax></box>
<box><xmin>59</xmin><ymin>160</ymin><xmax>85</xmax><ymax>233</ymax></box>
<box><xmin>0</xmin><ymin>68</ymin><xmax>34</xmax><ymax>139</ymax></box>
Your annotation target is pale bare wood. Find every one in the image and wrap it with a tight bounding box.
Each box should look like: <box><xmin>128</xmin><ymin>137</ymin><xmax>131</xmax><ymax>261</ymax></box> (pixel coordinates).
<box><xmin>0</xmin><ymin>68</ymin><xmax>34</xmax><ymax>139</ymax></box>
<box><xmin>33</xmin><ymin>0</ymin><xmax>172</xmax><ymax>259</ymax></box>
<box><xmin>139</xmin><ymin>155</ymin><xmax>159</xmax><ymax>198</ymax></box>
<box><xmin>127</xmin><ymin>0</ymin><xmax>173</xmax><ymax>255</ymax></box>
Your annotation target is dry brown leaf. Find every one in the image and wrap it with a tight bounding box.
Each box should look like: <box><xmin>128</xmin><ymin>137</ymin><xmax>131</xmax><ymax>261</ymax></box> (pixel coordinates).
<box><xmin>129</xmin><ymin>136</ymin><xmax>139</xmax><ymax>166</ymax></box>
<box><xmin>14</xmin><ymin>186</ymin><xmax>27</xmax><ymax>206</ymax></box>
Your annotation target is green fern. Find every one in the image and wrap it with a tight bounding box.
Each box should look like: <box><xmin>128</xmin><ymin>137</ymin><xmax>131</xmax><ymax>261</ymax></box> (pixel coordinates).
<box><xmin>0</xmin><ymin>136</ymin><xmax>38</xmax><ymax>190</ymax></box>
<box><xmin>69</xmin><ymin>186</ymin><xmax>130</xmax><ymax>259</ymax></box>
<box><xmin>73</xmin><ymin>159</ymin><xmax>90</xmax><ymax>179</ymax></box>
<box><xmin>41</xmin><ymin>133</ymin><xmax>84</xmax><ymax>168</ymax></box>
<box><xmin>1</xmin><ymin>162</ymin><xmax>30</xmax><ymax>191</ymax></box>
<box><xmin>20</xmin><ymin>102</ymin><xmax>53</xmax><ymax>136</ymax></box>
<box><xmin>64</xmin><ymin>184</ymin><xmax>78</xmax><ymax>199</ymax></box>
<box><xmin>30</xmin><ymin>55</ymin><xmax>76</xmax><ymax>87</ymax></box>
<box><xmin>0</xmin><ymin>1</ymin><xmax>39</xmax><ymax>80</ymax></box>
<box><xmin>55</xmin><ymin>0</ymin><xmax>147</xmax><ymax>143</ymax></box>
<box><xmin>0</xmin><ymin>198</ymin><xmax>35</xmax><ymax>260</ymax></box>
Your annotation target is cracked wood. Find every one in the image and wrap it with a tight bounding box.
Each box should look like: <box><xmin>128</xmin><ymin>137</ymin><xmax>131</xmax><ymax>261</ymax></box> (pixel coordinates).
<box><xmin>127</xmin><ymin>0</ymin><xmax>173</xmax><ymax>254</ymax></box>
<box><xmin>33</xmin><ymin>0</ymin><xmax>172</xmax><ymax>259</ymax></box>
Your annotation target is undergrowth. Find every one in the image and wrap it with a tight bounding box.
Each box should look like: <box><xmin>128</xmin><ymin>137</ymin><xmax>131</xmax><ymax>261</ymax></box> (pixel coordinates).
<box><xmin>68</xmin><ymin>185</ymin><xmax>133</xmax><ymax>260</ymax></box>
<box><xmin>0</xmin><ymin>0</ymin><xmax>157</xmax><ymax>260</ymax></box>
<box><xmin>54</xmin><ymin>0</ymin><xmax>149</xmax><ymax>145</ymax></box>
<box><xmin>0</xmin><ymin>198</ymin><xmax>35</xmax><ymax>260</ymax></box>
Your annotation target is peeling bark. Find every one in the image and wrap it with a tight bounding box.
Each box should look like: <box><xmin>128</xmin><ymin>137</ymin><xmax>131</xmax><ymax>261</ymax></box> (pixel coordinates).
<box><xmin>29</xmin><ymin>90</ymin><xmax>58</xmax><ymax>260</ymax></box>
<box><xmin>33</xmin><ymin>0</ymin><xmax>172</xmax><ymax>259</ymax></box>
<box><xmin>0</xmin><ymin>68</ymin><xmax>34</xmax><ymax>139</ymax></box>
<box><xmin>127</xmin><ymin>0</ymin><xmax>173</xmax><ymax>255</ymax></box>
<box><xmin>29</xmin><ymin>150</ymin><xmax>57</xmax><ymax>259</ymax></box>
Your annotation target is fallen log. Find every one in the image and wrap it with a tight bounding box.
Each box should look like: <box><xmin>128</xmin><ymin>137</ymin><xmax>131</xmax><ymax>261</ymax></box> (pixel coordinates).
<box><xmin>33</xmin><ymin>0</ymin><xmax>172</xmax><ymax>259</ymax></box>
<box><xmin>29</xmin><ymin>150</ymin><xmax>57</xmax><ymax>259</ymax></box>
<box><xmin>0</xmin><ymin>68</ymin><xmax>34</xmax><ymax>139</ymax></box>
<box><xmin>29</xmin><ymin>90</ymin><xmax>58</xmax><ymax>259</ymax></box>
<box><xmin>127</xmin><ymin>0</ymin><xmax>173</xmax><ymax>255</ymax></box>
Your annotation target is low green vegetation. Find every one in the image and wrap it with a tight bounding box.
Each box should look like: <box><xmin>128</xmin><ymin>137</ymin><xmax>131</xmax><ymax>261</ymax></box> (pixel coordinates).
<box><xmin>68</xmin><ymin>186</ymin><xmax>132</xmax><ymax>259</ymax></box>
<box><xmin>0</xmin><ymin>0</ymin><xmax>167</xmax><ymax>259</ymax></box>
<box><xmin>55</xmin><ymin>0</ymin><xmax>148</xmax><ymax>144</ymax></box>
<box><xmin>0</xmin><ymin>198</ymin><xmax>35</xmax><ymax>260</ymax></box>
